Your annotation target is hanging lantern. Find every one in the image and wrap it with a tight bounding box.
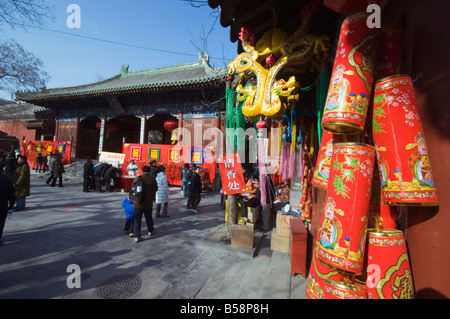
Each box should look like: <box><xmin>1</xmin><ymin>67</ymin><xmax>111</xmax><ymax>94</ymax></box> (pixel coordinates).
<box><xmin>95</xmin><ymin>121</ymin><xmax>119</xmax><ymax>132</ymax></box>
<box><xmin>163</xmin><ymin>118</ymin><xmax>178</xmax><ymax>132</ymax></box>
<box><xmin>366</xmin><ymin>229</ymin><xmax>415</xmax><ymax>299</ymax></box>
<box><xmin>372</xmin><ymin>75</ymin><xmax>438</xmax><ymax>206</ymax></box>
<box><xmin>324</xmin><ymin>279</ymin><xmax>367</xmax><ymax>299</ymax></box>
<box><xmin>306</xmin><ymin>241</ymin><xmax>344</xmax><ymax>299</ymax></box>
<box><xmin>317</xmin><ymin>142</ymin><xmax>376</xmax><ymax>274</ymax></box>
<box><xmin>321</xmin><ymin>12</ymin><xmax>381</xmax><ymax>134</ymax></box>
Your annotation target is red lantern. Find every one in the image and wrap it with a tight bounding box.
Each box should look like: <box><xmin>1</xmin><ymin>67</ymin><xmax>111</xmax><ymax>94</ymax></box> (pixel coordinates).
<box><xmin>164</xmin><ymin>118</ymin><xmax>178</xmax><ymax>132</ymax></box>
<box><xmin>256</xmin><ymin>120</ymin><xmax>266</xmax><ymax>129</ymax></box>
<box><xmin>372</xmin><ymin>75</ymin><xmax>438</xmax><ymax>206</ymax></box>
<box><xmin>366</xmin><ymin>229</ymin><xmax>415</xmax><ymax>299</ymax></box>
<box><xmin>306</xmin><ymin>241</ymin><xmax>344</xmax><ymax>299</ymax></box>
<box><xmin>317</xmin><ymin>142</ymin><xmax>376</xmax><ymax>274</ymax></box>
<box><xmin>321</xmin><ymin>12</ymin><xmax>381</xmax><ymax>134</ymax></box>
<box><xmin>95</xmin><ymin>121</ymin><xmax>119</xmax><ymax>132</ymax></box>
<box><xmin>324</xmin><ymin>279</ymin><xmax>367</xmax><ymax>299</ymax></box>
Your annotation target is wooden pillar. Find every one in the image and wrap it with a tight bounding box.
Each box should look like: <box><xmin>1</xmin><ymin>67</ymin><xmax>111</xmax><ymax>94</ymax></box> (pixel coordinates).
<box><xmin>54</xmin><ymin>119</ymin><xmax>59</xmax><ymax>141</ymax></box>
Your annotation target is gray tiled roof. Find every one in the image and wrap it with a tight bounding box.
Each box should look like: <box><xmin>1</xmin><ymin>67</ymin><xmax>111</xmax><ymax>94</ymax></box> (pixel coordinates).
<box><xmin>0</xmin><ymin>102</ymin><xmax>46</xmax><ymax>121</ymax></box>
<box><xmin>16</xmin><ymin>53</ymin><xmax>227</xmax><ymax>102</ymax></box>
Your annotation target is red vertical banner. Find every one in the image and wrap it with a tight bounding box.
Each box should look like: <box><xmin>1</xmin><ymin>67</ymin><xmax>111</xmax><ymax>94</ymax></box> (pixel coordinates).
<box><xmin>218</xmin><ymin>153</ymin><xmax>246</xmax><ymax>195</ymax></box>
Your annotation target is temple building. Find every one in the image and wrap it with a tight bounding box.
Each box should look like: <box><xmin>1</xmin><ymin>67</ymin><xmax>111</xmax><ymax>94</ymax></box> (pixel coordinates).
<box><xmin>16</xmin><ymin>52</ymin><xmax>227</xmax><ymax>159</ymax></box>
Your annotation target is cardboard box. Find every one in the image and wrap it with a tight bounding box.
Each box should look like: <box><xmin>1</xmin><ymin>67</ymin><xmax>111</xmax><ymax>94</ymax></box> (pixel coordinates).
<box><xmin>231</xmin><ymin>224</ymin><xmax>254</xmax><ymax>249</ymax></box>
<box><xmin>276</xmin><ymin>211</ymin><xmax>299</xmax><ymax>238</ymax></box>
<box><xmin>247</xmin><ymin>206</ymin><xmax>259</xmax><ymax>223</ymax></box>
<box><xmin>270</xmin><ymin>229</ymin><xmax>290</xmax><ymax>253</ymax></box>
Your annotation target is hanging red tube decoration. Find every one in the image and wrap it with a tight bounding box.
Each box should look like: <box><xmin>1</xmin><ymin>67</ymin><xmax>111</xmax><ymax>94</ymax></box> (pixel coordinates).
<box><xmin>317</xmin><ymin>142</ymin><xmax>376</xmax><ymax>274</ymax></box>
<box><xmin>372</xmin><ymin>75</ymin><xmax>438</xmax><ymax>206</ymax></box>
<box><xmin>324</xmin><ymin>279</ymin><xmax>367</xmax><ymax>299</ymax></box>
<box><xmin>366</xmin><ymin>229</ymin><xmax>415</xmax><ymax>299</ymax></box>
<box><xmin>321</xmin><ymin>12</ymin><xmax>381</xmax><ymax>134</ymax></box>
<box><xmin>306</xmin><ymin>241</ymin><xmax>344</xmax><ymax>299</ymax></box>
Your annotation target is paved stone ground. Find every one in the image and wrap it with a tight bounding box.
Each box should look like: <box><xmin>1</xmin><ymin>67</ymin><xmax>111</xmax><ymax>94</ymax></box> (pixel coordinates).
<box><xmin>0</xmin><ymin>167</ymin><xmax>307</xmax><ymax>300</ymax></box>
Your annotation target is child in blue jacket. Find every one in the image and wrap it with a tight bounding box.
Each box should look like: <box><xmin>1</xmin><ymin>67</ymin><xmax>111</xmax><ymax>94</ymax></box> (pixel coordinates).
<box><xmin>122</xmin><ymin>197</ymin><xmax>135</xmax><ymax>237</ymax></box>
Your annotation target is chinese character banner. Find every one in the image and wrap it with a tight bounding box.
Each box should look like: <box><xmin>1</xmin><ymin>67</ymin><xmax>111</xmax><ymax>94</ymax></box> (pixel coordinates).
<box><xmin>218</xmin><ymin>153</ymin><xmax>245</xmax><ymax>195</ymax></box>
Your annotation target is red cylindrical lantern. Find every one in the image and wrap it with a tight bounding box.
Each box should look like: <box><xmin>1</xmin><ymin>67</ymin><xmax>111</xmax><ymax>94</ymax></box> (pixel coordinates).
<box><xmin>366</xmin><ymin>229</ymin><xmax>415</xmax><ymax>299</ymax></box>
<box><xmin>163</xmin><ymin>118</ymin><xmax>178</xmax><ymax>132</ymax></box>
<box><xmin>324</xmin><ymin>279</ymin><xmax>367</xmax><ymax>299</ymax></box>
<box><xmin>317</xmin><ymin>142</ymin><xmax>376</xmax><ymax>274</ymax></box>
<box><xmin>372</xmin><ymin>75</ymin><xmax>438</xmax><ymax>206</ymax></box>
<box><xmin>375</xmin><ymin>25</ymin><xmax>404</xmax><ymax>80</ymax></box>
<box><xmin>306</xmin><ymin>241</ymin><xmax>344</xmax><ymax>299</ymax></box>
<box><xmin>312</xmin><ymin>131</ymin><xmax>361</xmax><ymax>190</ymax></box>
<box><xmin>321</xmin><ymin>12</ymin><xmax>381</xmax><ymax>134</ymax></box>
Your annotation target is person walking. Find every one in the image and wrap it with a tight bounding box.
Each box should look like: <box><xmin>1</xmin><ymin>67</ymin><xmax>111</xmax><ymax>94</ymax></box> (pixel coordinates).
<box><xmin>0</xmin><ymin>168</ymin><xmax>15</xmax><ymax>245</ymax></box>
<box><xmin>42</xmin><ymin>152</ymin><xmax>49</xmax><ymax>172</ymax></box>
<box><xmin>181</xmin><ymin>163</ymin><xmax>190</xmax><ymax>198</ymax></box>
<box><xmin>50</xmin><ymin>155</ymin><xmax>65</xmax><ymax>187</ymax></box>
<box><xmin>45</xmin><ymin>153</ymin><xmax>55</xmax><ymax>185</ymax></box>
<box><xmin>132</xmin><ymin>165</ymin><xmax>158</xmax><ymax>243</ymax></box>
<box><xmin>190</xmin><ymin>167</ymin><xmax>202</xmax><ymax>212</ymax></box>
<box><xmin>12</xmin><ymin>155</ymin><xmax>30</xmax><ymax>211</ymax></box>
<box><xmin>155</xmin><ymin>165</ymin><xmax>169</xmax><ymax>218</ymax></box>
<box><xmin>122</xmin><ymin>196</ymin><xmax>135</xmax><ymax>237</ymax></box>
<box><xmin>83</xmin><ymin>156</ymin><xmax>94</xmax><ymax>192</ymax></box>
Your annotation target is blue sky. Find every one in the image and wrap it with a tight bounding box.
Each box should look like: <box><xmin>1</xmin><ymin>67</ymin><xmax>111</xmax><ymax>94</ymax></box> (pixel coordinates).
<box><xmin>0</xmin><ymin>0</ymin><xmax>238</xmax><ymax>100</ymax></box>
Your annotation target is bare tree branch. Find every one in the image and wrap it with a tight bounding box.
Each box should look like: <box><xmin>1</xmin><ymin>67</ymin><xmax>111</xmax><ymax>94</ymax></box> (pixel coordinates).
<box><xmin>0</xmin><ymin>0</ymin><xmax>54</xmax><ymax>30</ymax></box>
<box><xmin>0</xmin><ymin>39</ymin><xmax>49</xmax><ymax>93</ymax></box>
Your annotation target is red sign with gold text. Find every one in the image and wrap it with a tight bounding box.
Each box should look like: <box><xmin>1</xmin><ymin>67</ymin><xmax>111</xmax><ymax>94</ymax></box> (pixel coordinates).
<box><xmin>218</xmin><ymin>153</ymin><xmax>245</xmax><ymax>195</ymax></box>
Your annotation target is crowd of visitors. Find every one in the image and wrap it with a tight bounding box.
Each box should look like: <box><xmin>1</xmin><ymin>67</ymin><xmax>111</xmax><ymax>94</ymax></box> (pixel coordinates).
<box><xmin>0</xmin><ymin>150</ymin><xmax>31</xmax><ymax>245</ymax></box>
<box><xmin>1</xmin><ymin>148</ymin><xmax>208</xmax><ymax>245</ymax></box>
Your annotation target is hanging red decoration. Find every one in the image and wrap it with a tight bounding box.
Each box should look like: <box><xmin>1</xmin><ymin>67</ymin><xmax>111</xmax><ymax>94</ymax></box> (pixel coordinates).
<box><xmin>164</xmin><ymin>118</ymin><xmax>178</xmax><ymax>132</ymax></box>
<box><xmin>95</xmin><ymin>121</ymin><xmax>119</xmax><ymax>132</ymax></box>
<box><xmin>256</xmin><ymin>120</ymin><xmax>266</xmax><ymax>130</ymax></box>
<box><xmin>266</xmin><ymin>55</ymin><xmax>276</xmax><ymax>67</ymax></box>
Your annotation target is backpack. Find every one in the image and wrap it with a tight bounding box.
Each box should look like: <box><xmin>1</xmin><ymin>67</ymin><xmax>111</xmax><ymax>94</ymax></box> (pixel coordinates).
<box><xmin>129</xmin><ymin>176</ymin><xmax>145</xmax><ymax>203</ymax></box>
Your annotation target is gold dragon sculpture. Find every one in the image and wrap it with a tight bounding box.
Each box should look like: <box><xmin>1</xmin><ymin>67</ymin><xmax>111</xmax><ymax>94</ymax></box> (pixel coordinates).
<box><xmin>228</xmin><ymin>4</ymin><xmax>330</xmax><ymax>121</ymax></box>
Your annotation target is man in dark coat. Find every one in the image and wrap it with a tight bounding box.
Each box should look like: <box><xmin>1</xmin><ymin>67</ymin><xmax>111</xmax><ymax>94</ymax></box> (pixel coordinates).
<box><xmin>0</xmin><ymin>169</ymin><xmax>15</xmax><ymax>245</ymax></box>
<box><xmin>186</xmin><ymin>164</ymin><xmax>196</xmax><ymax>209</ymax></box>
<box><xmin>50</xmin><ymin>155</ymin><xmax>64</xmax><ymax>187</ymax></box>
<box><xmin>132</xmin><ymin>165</ymin><xmax>158</xmax><ymax>243</ymax></box>
<box><xmin>4</xmin><ymin>151</ymin><xmax>17</xmax><ymax>180</ymax></box>
<box><xmin>190</xmin><ymin>167</ymin><xmax>202</xmax><ymax>212</ymax></box>
<box><xmin>83</xmin><ymin>157</ymin><xmax>94</xmax><ymax>192</ymax></box>
<box><xmin>35</xmin><ymin>154</ymin><xmax>44</xmax><ymax>173</ymax></box>
<box><xmin>12</xmin><ymin>155</ymin><xmax>30</xmax><ymax>210</ymax></box>
<box><xmin>149</xmin><ymin>160</ymin><xmax>158</xmax><ymax>179</ymax></box>
<box><xmin>93</xmin><ymin>162</ymin><xmax>109</xmax><ymax>192</ymax></box>
<box><xmin>104</xmin><ymin>165</ymin><xmax>118</xmax><ymax>193</ymax></box>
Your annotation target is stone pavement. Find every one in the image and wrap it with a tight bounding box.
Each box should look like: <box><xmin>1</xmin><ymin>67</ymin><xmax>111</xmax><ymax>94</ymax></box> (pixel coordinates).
<box><xmin>0</xmin><ymin>169</ymin><xmax>307</xmax><ymax>299</ymax></box>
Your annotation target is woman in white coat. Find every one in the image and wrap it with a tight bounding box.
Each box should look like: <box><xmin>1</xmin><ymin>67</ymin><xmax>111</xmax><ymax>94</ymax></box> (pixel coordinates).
<box><xmin>155</xmin><ymin>165</ymin><xmax>170</xmax><ymax>218</ymax></box>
